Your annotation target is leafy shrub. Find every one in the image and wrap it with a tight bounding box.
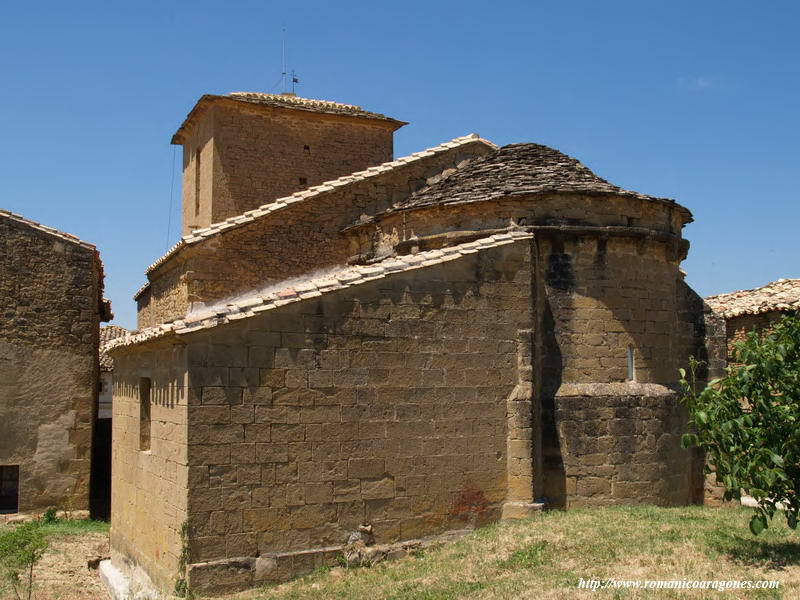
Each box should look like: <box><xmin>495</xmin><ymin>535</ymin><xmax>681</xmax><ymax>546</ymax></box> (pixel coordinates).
<box><xmin>40</xmin><ymin>508</ymin><xmax>58</xmax><ymax>525</ymax></box>
<box><xmin>0</xmin><ymin>522</ymin><xmax>49</xmax><ymax>600</ymax></box>
<box><xmin>680</xmin><ymin>311</ymin><xmax>800</xmax><ymax>535</ymax></box>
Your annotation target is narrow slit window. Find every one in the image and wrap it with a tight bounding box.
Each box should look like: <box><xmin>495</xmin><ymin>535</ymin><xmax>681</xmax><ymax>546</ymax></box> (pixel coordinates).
<box><xmin>139</xmin><ymin>377</ymin><xmax>152</xmax><ymax>451</ymax></box>
<box><xmin>0</xmin><ymin>465</ymin><xmax>19</xmax><ymax>513</ymax></box>
<box><xmin>299</xmin><ymin>177</ymin><xmax>308</xmax><ymax>186</ymax></box>
<box><xmin>627</xmin><ymin>346</ymin><xmax>636</xmax><ymax>382</ymax></box>
<box><xmin>194</xmin><ymin>147</ymin><xmax>202</xmax><ymax>217</ymax></box>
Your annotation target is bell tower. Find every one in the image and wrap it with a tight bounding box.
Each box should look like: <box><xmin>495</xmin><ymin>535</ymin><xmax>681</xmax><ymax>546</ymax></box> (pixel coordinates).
<box><xmin>171</xmin><ymin>92</ymin><xmax>406</xmax><ymax>235</ymax></box>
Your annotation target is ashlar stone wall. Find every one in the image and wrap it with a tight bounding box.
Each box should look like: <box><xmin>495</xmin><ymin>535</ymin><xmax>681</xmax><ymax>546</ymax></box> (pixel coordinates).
<box><xmin>110</xmin><ymin>342</ymin><xmax>189</xmax><ymax>593</ymax></box>
<box><xmin>117</xmin><ymin>240</ymin><xmax>535</xmax><ymax>595</ymax></box>
<box><xmin>0</xmin><ymin>213</ymin><xmax>103</xmax><ymax>513</ymax></box>
<box><xmin>138</xmin><ymin>141</ymin><xmax>494</xmax><ymax>329</ymax></box>
<box><xmin>180</xmin><ymin>102</ymin><xmax>397</xmax><ymax>234</ymax></box>
<box><xmin>535</xmin><ymin>233</ymin><xmax>706</xmax><ymax>508</ymax></box>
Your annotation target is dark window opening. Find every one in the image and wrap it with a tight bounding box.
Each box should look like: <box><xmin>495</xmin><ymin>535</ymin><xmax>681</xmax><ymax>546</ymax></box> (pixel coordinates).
<box><xmin>0</xmin><ymin>466</ymin><xmax>19</xmax><ymax>513</ymax></box>
<box><xmin>299</xmin><ymin>177</ymin><xmax>308</xmax><ymax>186</ymax></box>
<box><xmin>194</xmin><ymin>147</ymin><xmax>202</xmax><ymax>217</ymax></box>
<box><xmin>139</xmin><ymin>377</ymin><xmax>151</xmax><ymax>451</ymax></box>
<box><xmin>303</xmin><ymin>145</ymin><xmax>310</xmax><ymax>151</ymax></box>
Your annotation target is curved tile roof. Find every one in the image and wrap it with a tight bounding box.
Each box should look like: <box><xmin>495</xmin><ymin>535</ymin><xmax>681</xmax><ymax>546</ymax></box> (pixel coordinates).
<box><xmin>111</xmin><ymin>230</ymin><xmax>532</xmax><ymax>351</ymax></box>
<box><xmin>99</xmin><ymin>325</ymin><xmax>130</xmax><ymax>371</ymax></box>
<box><xmin>172</xmin><ymin>92</ymin><xmax>406</xmax><ymax>144</ymax></box>
<box><xmin>705</xmin><ymin>278</ymin><xmax>800</xmax><ymax>318</ymax></box>
<box><xmin>0</xmin><ymin>208</ymin><xmax>96</xmax><ymax>250</ymax></box>
<box><xmin>383</xmin><ymin>143</ymin><xmax>688</xmax><ymax>217</ymax></box>
<box><xmin>134</xmin><ymin>133</ymin><xmax>495</xmax><ymax>298</ymax></box>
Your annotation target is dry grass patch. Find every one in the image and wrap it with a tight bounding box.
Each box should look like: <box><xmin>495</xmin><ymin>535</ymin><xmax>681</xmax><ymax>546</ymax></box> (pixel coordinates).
<box><xmin>0</xmin><ymin>519</ymin><xmax>108</xmax><ymax>600</ymax></box>
<box><xmin>3</xmin><ymin>507</ymin><xmax>798</xmax><ymax>599</ymax></box>
<box><xmin>233</xmin><ymin>505</ymin><xmax>799</xmax><ymax>600</ymax></box>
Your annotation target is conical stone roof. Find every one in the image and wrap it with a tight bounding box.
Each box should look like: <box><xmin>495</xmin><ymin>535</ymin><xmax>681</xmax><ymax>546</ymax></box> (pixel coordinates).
<box><xmin>386</xmin><ymin>142</ymin><xmax>680</xmax><ymax>214</ymax></box>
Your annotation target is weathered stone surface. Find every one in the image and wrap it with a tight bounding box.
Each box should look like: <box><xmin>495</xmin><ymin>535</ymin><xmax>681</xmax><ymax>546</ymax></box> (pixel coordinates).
<box><xmin>386</xmin><ymin>142</ymin><xmax>682</xmax><ymax>213</ymax></box>
<box><xmin>109</xmin><ymin>90</ymin><xmax>718</xmax><ymax>597</ymax></box>
<box><xmin>136</xmin><ymin>135</ymin><xmax>494</xmax><ymax>329</ymax></box>
<box><xmin>0</xmin><ymin>210</ymin><xmax>106</xmax><ymax>514</ymax></box>
<box><xmin>187</xmin><ymin>557</ymin><xmax>255</xmax><ymax>594</ymax></box>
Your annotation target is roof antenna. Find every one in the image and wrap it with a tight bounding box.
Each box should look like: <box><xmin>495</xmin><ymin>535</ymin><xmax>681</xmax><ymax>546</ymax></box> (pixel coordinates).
<box><xmin>281</xmin><ymin>26</ymin><xmax>287</xmax><ymax>93</ymax></box>
<box><xmin>280</xmin><ymin>27</ymin><xmax>299</xmax><ymax>96</ymax></box>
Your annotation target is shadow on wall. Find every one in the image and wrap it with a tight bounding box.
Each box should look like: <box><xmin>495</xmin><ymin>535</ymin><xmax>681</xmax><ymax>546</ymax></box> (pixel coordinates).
<box><xmin>536</xmin><ymin>235</ymin><xmax>708</xmax><ymax>509</ymax></box>
<box><xmin>540</xmin><ymin>298</ymin><xmax>564</xmax><ymax>505</ymax></box>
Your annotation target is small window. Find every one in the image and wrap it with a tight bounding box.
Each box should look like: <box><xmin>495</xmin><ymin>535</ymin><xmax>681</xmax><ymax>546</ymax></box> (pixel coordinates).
<box><xmin>626</xmin><ymin>346</ymin><xmax>636</xmax><ymax>382</ymax></box>
<box><xmin>194</xmin><ymin>147</ymin><xmax>202</xmax><ymax>217</ymax></box>
<box><xmin>139</xmin><ymin>377</ymin><xmax>152</xmax><ymax>451</ymax></box>
<box><xmin>0</xmin><ymin>466</ymin><xmax>19</xmax><ymax>513</ymax></box>
<box><xmin>303</xmin><ymin>145</ymin><xmax>310</xmax><ymax>151</ymax></box>
<box><xmin>299</xmin><ymin>177</ymin><xmax>308</xmax><ymax>186</ymax></box>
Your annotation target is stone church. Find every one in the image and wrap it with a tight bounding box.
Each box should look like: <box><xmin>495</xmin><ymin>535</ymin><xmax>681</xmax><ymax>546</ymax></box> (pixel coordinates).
<box><xmin>106</xmin><ymin>92</ymin><xmax>723</xmax><ymax>596</ymax></box>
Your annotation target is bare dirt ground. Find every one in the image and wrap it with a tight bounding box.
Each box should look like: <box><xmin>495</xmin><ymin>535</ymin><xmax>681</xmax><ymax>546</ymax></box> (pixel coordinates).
<box><xmin>1</xmin><ymin>530</ymin><xmax>108</xmax><ymax>600</ymax></box>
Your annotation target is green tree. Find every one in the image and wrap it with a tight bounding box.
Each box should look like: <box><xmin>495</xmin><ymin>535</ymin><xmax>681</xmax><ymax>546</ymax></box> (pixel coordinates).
<box><xmin>680</xmin><ymin>311</ymin><xmax>800</xmax><ymax>535</ymax></box>
<box><xmin>0</xmin><ymin>522</ymin><xmax>49</xmax><ymax>600</ymax></box>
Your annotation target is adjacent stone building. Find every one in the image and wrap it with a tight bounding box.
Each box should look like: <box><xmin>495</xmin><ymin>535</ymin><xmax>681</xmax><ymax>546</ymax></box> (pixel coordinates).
<box><xmin>0</xmin><ymin>209</ymin><xmax>111</xmax><ymax>515</ymax></box>
<box><xmin>100</xmin><ymin>325</ymin><xmax>130</xmax><ymax>419</ymax></box>
<box><xmin>706</xmin><ymin>278</ymin><xmax>800</xmax><ymax>361</ymax></box>
<box><xmin>106</xmin><ymin>92</ymin><xmax>723</xmax><ymax>596</ymax></box>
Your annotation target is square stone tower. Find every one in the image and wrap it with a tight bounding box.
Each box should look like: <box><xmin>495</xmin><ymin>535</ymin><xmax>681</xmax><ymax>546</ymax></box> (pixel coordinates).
<box><xmin>171</xmin><ymin>92</ymin><xmax>406</xmax><ymax>234</ymax></box>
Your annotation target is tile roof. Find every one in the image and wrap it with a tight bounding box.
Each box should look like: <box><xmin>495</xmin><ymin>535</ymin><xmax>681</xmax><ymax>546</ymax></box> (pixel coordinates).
<box><xmin>99</xmin><ymin>325</ymin><xmax>130</xmax><ymax>371</ymax></box>
<box><xmin>0</xmin><ymin>208</ymin><xmax>96</xmax><ymax>250</ymax></box>
<box><xmin>381</xmin><ymin>143</ymin><xmax>690</xmax><ymax>219</ymax></box>
<box><xmin>110</xmin><ymin>230</ymin><xmax>532</xmax><ymax>352</ymax></box>
<box><xmin>705</xmin><ymin>278</ymin><xmax>800</xmax><ymax>319</ymax></box>
<box><xmin>172</xmin><ymin>93</ymin><xmax>406</xmax><ymax>144</ymax></box>
<box><xmin>134</xmin><ymin>133</ymin><xmax>496</xmax><ymax>298</ymax></box>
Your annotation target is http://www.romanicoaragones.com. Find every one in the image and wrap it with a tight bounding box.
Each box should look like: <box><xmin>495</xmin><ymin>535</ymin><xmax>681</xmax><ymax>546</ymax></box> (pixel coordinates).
<box><xmin>577</xmin><ymin>578</ymin><xmax>780</xmax><ymax>592</ymax></box>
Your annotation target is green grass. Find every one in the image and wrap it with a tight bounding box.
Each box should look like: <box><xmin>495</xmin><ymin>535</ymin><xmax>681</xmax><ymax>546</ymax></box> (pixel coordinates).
<box><xmin>0</xmin><ymin>517</ymin><xmax>108</xmax><ymax>538</ymax></box>
<box><xmin>243</xmin><ymin>506</ymin><xmax>800</xmax><ymax>600</ymax></box>
<box><xmin>36</xmin><ymin>518</ymin><xmax>109</xmax><ymax>538</ymax></box>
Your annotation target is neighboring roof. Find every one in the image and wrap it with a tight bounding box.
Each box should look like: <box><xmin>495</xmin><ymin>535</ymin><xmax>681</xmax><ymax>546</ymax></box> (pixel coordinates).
<box><xmin>0</xmin><ymin>208</ymin><xmax>96</xmax><ymax>250</ymax></box>
<box><xmin>134</xmin><ymin>133</ymin><xmax>496</xmax><ymax>299</ymax></box>
<box><xmin>382</xmin><ymin>143</ymin><xmax>690</xmax><ymax>219</ymax></box>
<box><xmin>705</xmin><ymin>279</ymin><xmax>800</xmax><ymax>319</ymax></box>
<box><xmin>99</xmin><ymin>325</ymin><xmax>130</xmax><ymax>371</ymax></box>
<box><xmin>172</xmin><ymin>92</ymin><xmax>407</xmax><ymax>144</ymax></box>
<box><xmin>111</xmin><ymin>230</ymin><xmax>532</xmax><ymax>351</ymax></box>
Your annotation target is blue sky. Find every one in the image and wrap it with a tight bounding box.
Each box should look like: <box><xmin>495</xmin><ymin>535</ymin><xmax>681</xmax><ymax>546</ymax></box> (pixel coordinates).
<box><xmin>1</xmin><ymin>1</ymin><xmax>798</xmax><ymax>330</ymax></box>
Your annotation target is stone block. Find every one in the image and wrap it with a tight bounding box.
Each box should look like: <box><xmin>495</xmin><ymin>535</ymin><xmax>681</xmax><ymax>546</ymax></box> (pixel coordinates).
<box><xmin>230</xmin><ymin>443</ymin><xmax>256</xmax><ymax>464</ymax></box>
<box><xmin>259</xmin><ymin>369</ymin><xmax>286</xmax><ymax>388</ymax></box>
<box><xmin>189</xmin><ymin>444</ymin><xmax>230</xmax><ymax>466</ymax></box>
<box><xmin>242</xmin><ymin>508</ymin><xmax>288</xmax><ymax>532</ymax></box>
<box><xmin>576</xmin><ymin>476</ymin><xmax>612</xmax><ymax>498</ymax></box>
<box><xmin>298</xmin><ymin>460</ymin><xmax>348</xmax><ymax>482</ymax></box>
<box><xmin>187</xmin><ymin>558</ymin><xmax>254</xmax><ymax>594</ymax></box>
<box><xmin>501</xmin><ymin>501</ymin><xmax>545</xmax><ymax>520</ymax></box>
<box><xmin>348</xmin><ymin>458</ymin><xmax>385</xmax><ymax>479</ymax></box>
<box><xmin>333</xmin><ymin>479</ymin><xmax>361</xmax><ymax>503</ymax></box>
<box><xmin>237</xmin><ymin>464</ymin><xmax>263</xmax><ymax>485</ymax></box>
<box><xmin>290</xmin><ymin>504</ymin><xmax>336</xmax><ymax>529</ymax></box>
<box><xmin>202</xmin><ymin>387</ymin><xmax>242</xmax><ymax>405</ymax></box>
<box><xmin>190</xmin><ymin>405</ymin><xmax>231</xmax><ymax>424</ymax></box>
<box><xmin>305</xmin><ymin>482</ymin><xmax>333</xmax><ymax>504</ymax></box>
<box><xmin>362</xmin><ymin>477</ymin><xmax>395</xmax><ymax>499</ymax></box>
<box><xmin>271</xmin><ymin>424</ymin><xmax>306</xmax><ymax>442</ymax></box>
